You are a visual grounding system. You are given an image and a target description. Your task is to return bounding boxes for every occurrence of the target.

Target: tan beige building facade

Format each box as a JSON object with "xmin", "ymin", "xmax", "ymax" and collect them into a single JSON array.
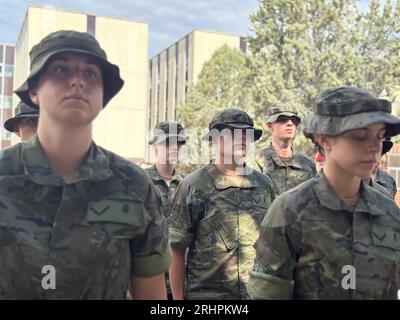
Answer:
[
  {"xmin": 147, "ymin": 29, "xmax": 246, "ymax": 161},
  {"xmin": 13, "ymin": 5, "xmax": 149, "ymax": 162}
]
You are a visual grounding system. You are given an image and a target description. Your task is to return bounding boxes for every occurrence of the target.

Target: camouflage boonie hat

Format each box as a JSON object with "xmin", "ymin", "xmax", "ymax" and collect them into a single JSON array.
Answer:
[
  {"xmin": 204, "ymin": 108, "xmax": 262, "ymax": 141},
  {"xmin": 14, "ymin": 30, "xmax": 124, "ymax": 108},
  {"xmin": 266, "ymin": 104, "xmax": 300, "ymax": 124},
  {"xmin": 303, "ymin": 86, "xmax": 400, "ymax": 139},
  {"xmin": 4, "ymin": 101, "xmax": 39, "ymax": 133},
  {"xmin": 149, "ymin": 121, "xmax": 187, "ymax": 145}
]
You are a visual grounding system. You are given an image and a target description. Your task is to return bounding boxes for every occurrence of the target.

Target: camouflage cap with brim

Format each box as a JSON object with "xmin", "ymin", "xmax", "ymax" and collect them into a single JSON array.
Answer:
[
  {"xmin": 14, "ymin": 30, "xmax": 124, "ymax": 108},
  {"xmin": 265, "ymin": 105, "xmax": 300, "ymax": 124},
  {"xmin": 203, "ymin": 108, "xmax": 262, "ymax": 141},
  {"xmin": 149, "ymin": 121, "xmax": 187, "ymax": 145},
  {"xmin": 266, "ymin": 111, "xmax": 301, "ymax": 124},
  {"xmin": 303, "ymin": 87, "xmax": 400, "ymax": 139},
  {"xmin": 4, "ymin": 101, "xmax": 39, "ymax": 133}
]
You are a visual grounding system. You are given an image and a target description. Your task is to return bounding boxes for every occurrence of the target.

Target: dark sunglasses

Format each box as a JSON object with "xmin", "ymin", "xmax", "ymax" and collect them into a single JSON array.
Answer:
[{"xmin": 276, "ymin": 116, "xmax": 300, "ymax": 126}]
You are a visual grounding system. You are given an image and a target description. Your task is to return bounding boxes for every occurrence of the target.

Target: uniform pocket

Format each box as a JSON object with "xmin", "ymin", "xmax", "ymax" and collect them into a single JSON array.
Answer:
[
  {"xmin": 372, "ymin": 224, "xmax": 400, "ymax": 251},
  {"xmin": 86, "ymin": 199, "xmax": 146, "ymax": 240},
  {"xmin": 371, "ymin": 224, "xmax": 400, "ymax": 299}
]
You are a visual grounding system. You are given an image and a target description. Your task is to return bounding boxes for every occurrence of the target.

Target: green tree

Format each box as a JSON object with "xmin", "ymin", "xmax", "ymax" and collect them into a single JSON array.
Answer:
[
  {"xmin": 177, "ymin": 45, "xmax": 253, "ymax": 171},
  {"xmin": 248, "ymin": 0, "xmax": 400, "ymax": 151}
]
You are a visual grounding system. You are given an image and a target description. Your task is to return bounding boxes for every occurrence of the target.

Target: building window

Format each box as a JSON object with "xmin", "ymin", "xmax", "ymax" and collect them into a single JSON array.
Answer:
[
  {"xmin": 0, "ymin": 128, "xmax": 11, "ymax": 140},
  {"xmin": 87, "ymin": 15, "xmax": 96, "ymax": 36},
  {"xmin": 0, "ymin": 96, "xmax": 12, "ymax": 109},
  {"xmin": 240, "ymin": 37, "xmax": 248, "ymax": 53},
  {"xmin": 388, "ymin": 154, "xmax": 400, "ymax": 189},
  {"xmin": 185, "ymin": 35, "xmax": 189, "ymax": 82},
  {"xmin": 165, "ymin": 49, "xmax": 169, "ymax": 120},
  {"xmin": 157, "ymin": 56, "xmax": 161, "ymax": 122},
  {"xmin": 175, "ymin": 43, "xmax": 179, "ymax": 110},
  {"xmin": 3, "ymin": 64, "xmax": 13, "ymax": 77}
]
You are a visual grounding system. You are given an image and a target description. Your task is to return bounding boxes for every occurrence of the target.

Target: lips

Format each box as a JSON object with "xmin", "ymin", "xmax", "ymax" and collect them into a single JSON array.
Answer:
[
  {"xmin": 64, "ymin": 95, "xmax": 88, "ymax": 103},
  {"xmin": 360, "ymin": 160, "xmax": 377, "ymax": 168}
]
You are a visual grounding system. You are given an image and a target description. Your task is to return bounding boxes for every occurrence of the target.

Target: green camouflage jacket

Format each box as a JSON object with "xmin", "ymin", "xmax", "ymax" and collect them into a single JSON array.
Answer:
[
  {"xmin": 248, "ymin": 173, "xmax": 400, "ymax": 300},
  {"xmin": 145, "ymin": 165, "xmax": 184, "ymax": 218},
  {"xmin": 255, "ymin": 144, "xmax": 316, "ymax": 195},
  {"xmin": 0, "ymin": 136, "xmax": 170, "ymax": 299},
  {"xmin": 375, "ymin": 169, "xmax": 397, "ymax": 199},
  {"xmin": 169, "ymin": 164, "xmax": 275, "ymax": 300}
]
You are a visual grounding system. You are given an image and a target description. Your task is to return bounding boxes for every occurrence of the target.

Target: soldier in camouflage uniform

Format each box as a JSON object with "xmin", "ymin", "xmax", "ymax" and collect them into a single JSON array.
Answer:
[
  {"xmin": 168, "ymin": 108, "xmax": 276, "ymax": 300},
  {"xmin": 146, "ymin": 121, "xmax": 186, "ymax": 218},
  {"xmin": 374, "ymin": 139, "xmax": 397, "ymax": 199},
  {"xmin": 0, "ymin": 30, "xmax": 170, "ymax": 299},
  {"xmin": 255, "ymin": 105, "xmax": 316, "ymax": 195},
  {"xmin": 248, "ymin": 87, "xmax": 400, "ymax": 300},
  {"xmin": 4, "ymin": 101, "xmax": 39, "ymax": 141},
  {"xmin": 146, "ymin": 121, "xmax": 186, "ymax": 299}
]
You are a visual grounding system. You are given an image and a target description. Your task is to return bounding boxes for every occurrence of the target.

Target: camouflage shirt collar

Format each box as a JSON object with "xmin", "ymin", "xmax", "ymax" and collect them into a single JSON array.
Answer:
[
  {"xmin": 147, "ymin": 165, "xmax": 183, "ymax": 183},
  {"xmin": 313, "ymin": 171, "xmax": 384, "ymax": 215},
  {"xmin": 267, "ymin": 143, "xmax": 303, "ymax": 169},
  {"xmin": 207, "ymin": 163, "xmax": 260, "ymax": 190},
  {"xmin": 21, "ymin": 135, "xmax": 113, "ymax": 186}
]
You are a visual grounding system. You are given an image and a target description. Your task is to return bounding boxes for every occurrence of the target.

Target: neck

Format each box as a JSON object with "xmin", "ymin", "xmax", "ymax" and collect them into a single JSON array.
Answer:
[
  {"xmin": 155, "ymin": 162, "xmax": 176, "ymax": 180},
  {"xmin": 37, "ymin": 122, "xmax": 93, "ymax": 182},
  {"xmin": 323, "ymin": 161, "xmax": 361, "ymax": 200},
  {"xmin": 214, "ymin": 160, "xmax": 245, "ymax": 176},
  {"xmin": 272, "ymin": 138, "xmax": 293, "ymax": 158}
]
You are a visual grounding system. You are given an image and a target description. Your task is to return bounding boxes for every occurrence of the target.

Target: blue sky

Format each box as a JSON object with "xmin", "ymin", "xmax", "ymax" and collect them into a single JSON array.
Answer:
[
  {"xmin": 0, "ymin": 0, "xmax": 378, "ymax": 58},
  {"xmin": 0, "ymin": 0, "xmax": 259, "ymax": 57}
]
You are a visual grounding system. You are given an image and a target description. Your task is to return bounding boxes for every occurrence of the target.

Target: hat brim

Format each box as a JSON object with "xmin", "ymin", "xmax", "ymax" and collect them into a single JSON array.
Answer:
[
  {"xmin": 14, "ymin": 48, "xmax": 124, "ymax": 109},
  {"xmin": 266, "ymin": 112, "xmax": 300, "ymax": 124},
  {"xmin": 203, "ymin": 124, "xmax": 262, "ymax": 142},
  {"xmin": 4, "ymin": 114, "xmax": 39, "ymax": 133},
  {"xmin": 303, "ymin": 111, "xmax": 400, "ymax": 138},
  {"xmin": 149, "ymin": 134, "xmax": 187, "ymax": 145},
  {"xmin": 382, "ymin": 140, "xmax": 393, "ymax": 155}
]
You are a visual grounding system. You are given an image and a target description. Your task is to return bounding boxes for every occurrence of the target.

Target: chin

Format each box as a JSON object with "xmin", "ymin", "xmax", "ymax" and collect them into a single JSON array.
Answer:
[
  {"xmin": 353, "ymin": 169, "xmax": 373, "ymax": 179},
  {"xmin": 62, "ymin": 114, "xmax": 93, "ymax": 127}
]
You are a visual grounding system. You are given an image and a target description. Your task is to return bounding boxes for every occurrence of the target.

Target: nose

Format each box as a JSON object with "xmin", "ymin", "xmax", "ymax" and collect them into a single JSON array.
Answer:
[
  {"xmin": 69, "ymin": 68, "xmax": 86, "ymax": 89},
  {"xmin": 286, "ymin": 119, "xmax": 294, "ymax": 126},
  {"xmin": 368, "ymin": 138, "xmax": 382, "ymax": 154}
]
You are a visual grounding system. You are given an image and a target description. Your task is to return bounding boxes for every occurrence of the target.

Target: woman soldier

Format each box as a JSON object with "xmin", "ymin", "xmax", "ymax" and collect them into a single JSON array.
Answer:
[
  {"xmin": 248, "ymin": 87, "xmax": 400, "ymax": 300},
  {"xmin": 0, "ymin": 30, "xmax": 170, "ymax": 299}
]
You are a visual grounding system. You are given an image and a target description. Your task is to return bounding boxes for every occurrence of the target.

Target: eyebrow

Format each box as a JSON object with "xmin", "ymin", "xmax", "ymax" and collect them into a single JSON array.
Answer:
[{"xmin": 50, "ymin": 55, "xmax": 100, "ymax": 66}]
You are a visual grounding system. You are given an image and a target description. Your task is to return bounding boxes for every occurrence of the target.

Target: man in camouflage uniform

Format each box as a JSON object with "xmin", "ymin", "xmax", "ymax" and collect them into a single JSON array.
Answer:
[
  {"xmin": 248, "ymin": 87, "xmax": 400, "ymax": 299},
  {"xmin": 255, "ymin": 105, "xmax": 316, "ymax": 195},
  {"xmin": 146, "ymin": 121, "xmax": 186, "ymax": 299},
  {"xmin": 0, "ymin": 30, "xmax": 170, "ymax": 299},
  {"xmin": 168, "ymin": 108, "xmax": 276, "ymax": 300},
  {"xmin": 374, "ymin": 138, "xmax": 397, "ymax": 199},
  {"xmin": 146, "ymin": 121, "xmax": 186, "ymax": 218},
  {"xmin": 4, "ymin": 101, "xmax": 39, "ymax": 141}
]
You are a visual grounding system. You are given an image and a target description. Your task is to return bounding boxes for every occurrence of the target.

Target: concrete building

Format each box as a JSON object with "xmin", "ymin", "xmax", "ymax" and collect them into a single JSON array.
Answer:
[
  {"xmin": 13, "ymin": 5, "xmax": 149, "ymax": 162},
  {"xmin": 147, "ymin": 29, "xmax": 247, "ymax": 161},
  {"xmin": 0, "ymin": 43, "xmax": 14, "ymax": 148}
]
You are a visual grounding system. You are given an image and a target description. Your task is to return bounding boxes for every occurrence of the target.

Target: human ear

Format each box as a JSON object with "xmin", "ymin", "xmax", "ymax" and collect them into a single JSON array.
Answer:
[{"xmin": 28, "ymin": 88, "xmax": 40, "ymax": 105}]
